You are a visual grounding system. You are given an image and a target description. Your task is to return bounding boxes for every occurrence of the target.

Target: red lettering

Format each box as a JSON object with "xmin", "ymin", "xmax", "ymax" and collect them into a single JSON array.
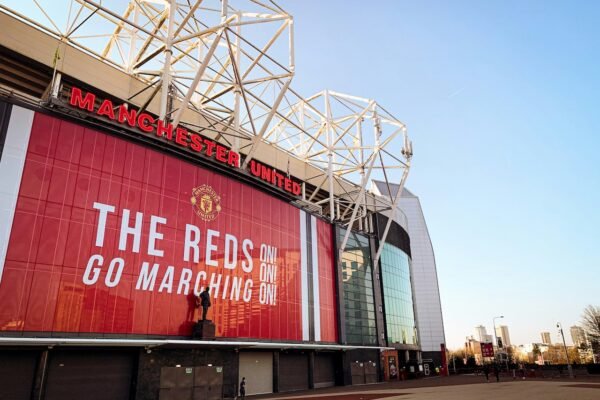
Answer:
[
  {"xmin": 175, "ymin": 127, "xmax": 188, "ymax": 147},
  {"xmin": 97, "ymin": 99, "xmax": 116, "ymax": 120},
  {"xmin": 249, "ymin": 160, "xmax": 261, "ymax": 176},
  {"xmin": 117, "ymin": 104, "xmax": 137, "ymax": 127},
  {"xmin": 216, "ymin": 145, "xmax": 227, "ymax": 163},
  {"xmin": 204, "ymin": 140, "xmax": 216, "ymax": 157},
  {"xmin": 272, "ymin": 169, "xmax": 277, "ymax": 184},
  {"xmin": 292, "ymin": 182, "xmax": 301, "ymax": 196},
  {"xmin": 157, "ymin": 120, "xmax": 173, "ymax": 140},
  {"xmin": 276, "ymin": 173, "xmax": 284, "ymax": 187},
  {"xmin": 69, "ymin": 90, "xmax": 254, "ymax": 179},
  {"xmin": 260, "ymin": 165, "xmax": 272, "ymax": 182},
  {"xmin": 228, "ymin": 151, "xmax": 240, "ymax": 168},
  {"xmin": 284, "ymin": 178, "xmax": 292, "ymax": 192},
  {"xmin": 190, "ymin": 134, "xmax": 203, "ymax": 152},
  {"xmin": 137, "ymin": 113, "xmax": 155, "ymax": 133},
  {"xmin": 69, "ymin": 87, "xmax": 95, "ymax": 112}
]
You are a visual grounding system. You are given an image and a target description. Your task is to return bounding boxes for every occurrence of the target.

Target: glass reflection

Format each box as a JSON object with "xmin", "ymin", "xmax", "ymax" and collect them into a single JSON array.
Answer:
[
  {"xmin": 339, "ymin": 228, "xmax": 377, "ymax": 345},
  {"xmin": 380, "ymin": 243, "xmax": 418, "ymax": 346}
]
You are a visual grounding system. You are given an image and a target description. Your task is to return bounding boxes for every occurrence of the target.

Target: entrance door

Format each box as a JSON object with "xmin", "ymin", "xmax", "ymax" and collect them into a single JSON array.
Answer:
[
  {"xmin": 238, "ymin": 352, "xmax": 273, "ymax": 396},
  {"xmin": 279, "ymin": 353, "xmax": 309, "ymax": 392},
  {"xmin": 44, "ymin": 350, "xmax": 135, "ymax": 400},
  {"xmin": 314, "ymin": 353, "xmax": 336, "ymax": 388}
]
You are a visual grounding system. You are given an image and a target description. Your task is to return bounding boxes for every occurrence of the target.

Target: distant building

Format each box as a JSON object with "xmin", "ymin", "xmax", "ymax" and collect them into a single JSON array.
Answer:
[
  {"xmin": 570, "ymin": 326, "xmax": 587, "ymax": 348},
  {"xmin": 465, "ymin": 336, "xmax": 484, "ymax": 365},
  {"xmin": 495, "ymin": 325, "xmax": 511, "ymax": 347},
  {"xmin": 475, "ymin": 325, "xmax": 489, "ymax": 343},
  {"xmin": 541, "ymin": 331, "xmax": 552, "ymax": 345}
]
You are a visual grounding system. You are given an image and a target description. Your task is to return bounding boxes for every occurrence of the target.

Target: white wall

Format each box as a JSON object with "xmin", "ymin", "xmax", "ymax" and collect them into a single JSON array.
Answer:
[
  {"xmin": 0, "ymin": 106, "xmax": 34, "ymax": 282},
  {"xmin": 399, "ymin": 194, "xmax": 446, "ymax": 353}
]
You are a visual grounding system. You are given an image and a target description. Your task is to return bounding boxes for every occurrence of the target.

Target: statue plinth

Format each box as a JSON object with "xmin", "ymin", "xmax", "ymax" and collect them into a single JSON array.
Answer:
[{"xmin": 192, "ymin": 320, "xmax": 215, "ymax": 340}]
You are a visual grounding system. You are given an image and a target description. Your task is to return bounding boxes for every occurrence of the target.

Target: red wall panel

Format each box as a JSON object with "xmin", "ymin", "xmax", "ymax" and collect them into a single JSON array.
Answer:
[
  {"xmin": 0, "ymin": 112, "xmax": 337, "ymax": 342},
  {"xmin": 316, "ymin": 218, "xmax": 338, "ymax": 342}
]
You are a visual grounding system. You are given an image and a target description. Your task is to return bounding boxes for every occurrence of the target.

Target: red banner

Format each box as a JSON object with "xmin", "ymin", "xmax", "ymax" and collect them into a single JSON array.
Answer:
[{"xmin": 0, "ymin": 112, "xmax": 337, "ymax": 342}]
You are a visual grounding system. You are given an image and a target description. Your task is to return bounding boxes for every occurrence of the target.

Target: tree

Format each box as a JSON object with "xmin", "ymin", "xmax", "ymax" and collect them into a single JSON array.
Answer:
[
  {"xmin": 569, "ymin": 347, "xmax": 581, "ymax": 364},
  {"xmin": 532, "ymin": 344, "xmax": 541, "ymax": 362},
  {"xmin": 448, "ymin": 355, "xmax": 465, "ymax": 370},
  {"xmin": 537, "ymin": 344, "xmax": 581, "ymax": 365},
  {"xmin": 466, "ymin": 355, "xmax": 477, "ymax": 367},
  {"xmin": 510, "ymin": 348, "xmax": 528, "ymax": 364},
  {"xmin": 506, "ymin": 346, "xmax": 522, "ymax": 364},
  {"xmin": 448, "ymin": 350, "xmax": 466, "ymax": 369},
  {"xmin": 581, "ymin": 305, "xmax": 600, "ymax": 344}
]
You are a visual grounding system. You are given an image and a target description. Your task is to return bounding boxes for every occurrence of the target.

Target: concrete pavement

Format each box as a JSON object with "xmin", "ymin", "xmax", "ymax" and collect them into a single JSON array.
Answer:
[{"xmin": 251, "ymin": 376, "xmax": 600, "ymax": 400}]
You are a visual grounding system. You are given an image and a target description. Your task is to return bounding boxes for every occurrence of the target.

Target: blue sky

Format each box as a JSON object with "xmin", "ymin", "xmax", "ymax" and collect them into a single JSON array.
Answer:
[{"xmin": 285, "ymin": 0, "xmax": 600, "ymax": 348}]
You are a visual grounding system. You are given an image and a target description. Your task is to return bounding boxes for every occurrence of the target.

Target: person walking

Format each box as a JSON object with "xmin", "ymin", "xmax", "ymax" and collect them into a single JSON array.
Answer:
[
  {"xmin": 239, "ymin": 377, "xmax": 246, "ymax": 399},
  {"xmin": 493, "ymin": 363, "xmax": 500, "ymax": 382},
  {"xmin": 483, "ymin": 364, "xmax": 490, "ymax": 383},
  {"xmin": 519, "ymin": 363, "xmax": 526, "ymax": 380}
]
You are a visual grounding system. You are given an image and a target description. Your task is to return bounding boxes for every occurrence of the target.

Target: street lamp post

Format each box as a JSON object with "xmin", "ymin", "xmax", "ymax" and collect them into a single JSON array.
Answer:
[
  {"xmin": 493, "ymin": 316, "xmax": 504, "ymax": 365},
  {"xmin": 557, "ymin": 322, "xmax": 574, "ymax": 378}
]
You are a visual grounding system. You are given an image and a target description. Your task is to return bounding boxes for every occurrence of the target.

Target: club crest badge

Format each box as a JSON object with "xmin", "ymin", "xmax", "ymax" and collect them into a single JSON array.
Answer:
[{"xmin": 191, "ymin": 184, "xmax": 221, "ymax": 221}]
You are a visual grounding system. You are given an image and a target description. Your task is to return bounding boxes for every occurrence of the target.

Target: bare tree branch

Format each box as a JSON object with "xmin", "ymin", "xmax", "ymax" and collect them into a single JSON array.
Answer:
[{"xmin": 581, "ymin": 305, "xmax": 600, "ymax": 343}]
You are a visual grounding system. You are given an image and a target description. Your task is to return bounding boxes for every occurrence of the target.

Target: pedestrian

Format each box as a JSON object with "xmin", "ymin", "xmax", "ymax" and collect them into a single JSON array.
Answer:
[
  {"xmin": 239, "ymin": 376, "xmax": 246, "ymax": 399},
  {"xmin": 519, "ymin": 363, "xmax": 526, "ymax": 380},
  {"xmin": 483, "ymin": 364, "xmax": 490, "ymax": 382},
  {"xmin": 493, "ymin": 363, "xmax": 500, "ymax": 382},
  {"xmin": 389, "ymin": 363, "xmax": 398, "ymax": 379}
]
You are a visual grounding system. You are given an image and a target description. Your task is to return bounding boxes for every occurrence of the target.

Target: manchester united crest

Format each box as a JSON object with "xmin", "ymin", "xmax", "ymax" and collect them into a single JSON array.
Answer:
[{"xmin": 191, "ymin": 184, "xmax": 221, "ymax": 221}]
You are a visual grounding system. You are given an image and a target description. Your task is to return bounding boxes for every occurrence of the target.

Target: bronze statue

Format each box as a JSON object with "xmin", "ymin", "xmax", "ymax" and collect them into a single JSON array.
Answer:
[
  {"xmin": 190, "ymin": 288, "xmax": 215, "ymax": 339},
  {"xmin": 199, "ymin": 288, "xmax": 211, "ymax": 321}
]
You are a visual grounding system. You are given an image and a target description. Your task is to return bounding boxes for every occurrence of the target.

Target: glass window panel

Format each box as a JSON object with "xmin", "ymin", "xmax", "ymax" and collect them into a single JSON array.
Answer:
[
  {"xmin": 339, "ymin": 228, "xmax": 377, "ymax": 345},
  {"xmin": 379, "ymin": 243, "xmax": 418, "ymax": 345}
]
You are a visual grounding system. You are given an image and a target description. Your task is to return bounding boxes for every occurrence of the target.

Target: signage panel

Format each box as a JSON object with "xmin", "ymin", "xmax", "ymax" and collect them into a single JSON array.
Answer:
[
  {"xmin": 0, "ymin": 112, "xmax": 337, "ymax": 342},
  {"xmin": 481, "ymin": 343, "xmax": 494, "ymax": 358}
]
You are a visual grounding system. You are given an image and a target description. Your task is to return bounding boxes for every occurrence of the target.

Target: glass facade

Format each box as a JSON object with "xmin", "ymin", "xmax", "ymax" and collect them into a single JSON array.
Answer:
[
  {"xmin": 380, "ymin": 243, "xmax": 418, "ymax": 346},
  {"xmin": 339, "ymin": 229, "xmax": 377, "ymax": 345}
]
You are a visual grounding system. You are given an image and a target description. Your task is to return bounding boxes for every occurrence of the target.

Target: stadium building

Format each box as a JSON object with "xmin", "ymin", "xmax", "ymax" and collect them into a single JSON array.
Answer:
[{"xmin": 0, "ymin": 1, "xmax": 446, "ymax": 399}]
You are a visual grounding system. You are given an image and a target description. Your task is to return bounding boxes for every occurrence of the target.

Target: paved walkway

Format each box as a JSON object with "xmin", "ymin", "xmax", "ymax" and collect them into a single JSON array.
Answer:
[{"xmin": 251, "ymin": 375, "xmax": 600, "ymax": 400}]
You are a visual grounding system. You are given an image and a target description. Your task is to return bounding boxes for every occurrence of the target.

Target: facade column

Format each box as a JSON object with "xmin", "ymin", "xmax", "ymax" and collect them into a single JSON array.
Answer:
[
  {"xmin": 308, "ymin": 351, "xmax": 315, "ymax": 389},
  {"xmin": 272, "ymin": 351, "xmax": 280, "ymax": 393}
]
